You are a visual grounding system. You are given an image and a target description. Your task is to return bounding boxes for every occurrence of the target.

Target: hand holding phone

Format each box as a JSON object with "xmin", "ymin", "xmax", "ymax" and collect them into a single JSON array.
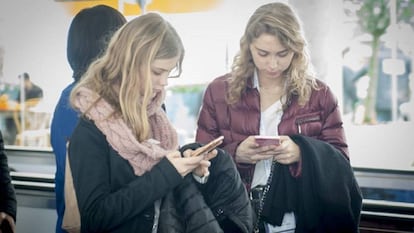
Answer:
[
  {"xmin": 254, "ymin": 135, "xmax": 281, "ymax": 147},
  {"xmin": 192, "ymin": 136, "xmax": 224, "ymax": 157}
]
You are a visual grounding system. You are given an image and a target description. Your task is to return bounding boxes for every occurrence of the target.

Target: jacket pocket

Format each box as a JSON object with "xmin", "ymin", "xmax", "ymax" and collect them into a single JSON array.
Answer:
[{"xmin": 295, "ymin": 112, "xmax": 322, "ymax": 136}]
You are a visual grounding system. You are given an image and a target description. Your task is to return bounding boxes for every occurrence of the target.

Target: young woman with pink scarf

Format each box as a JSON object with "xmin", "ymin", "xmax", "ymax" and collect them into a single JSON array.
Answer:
[{"xmin": 67, "ymin": 12, "xmax": 252, "ymax": 233}]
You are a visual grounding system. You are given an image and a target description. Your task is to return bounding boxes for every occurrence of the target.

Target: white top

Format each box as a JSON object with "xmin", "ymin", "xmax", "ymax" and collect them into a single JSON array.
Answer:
[
  {"xmin": 250, "ymin": 71, "xmax": 296, "ymax": 232},
  {"xmin": 251, "ymin": 72, "xmax": 283, "ymax": 188}
]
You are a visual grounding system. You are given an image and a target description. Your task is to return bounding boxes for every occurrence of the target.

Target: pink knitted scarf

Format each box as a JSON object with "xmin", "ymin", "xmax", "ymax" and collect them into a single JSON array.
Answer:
[{"xmin": 72, "ymin": 87, "xmax": 178, "ymax": 176}]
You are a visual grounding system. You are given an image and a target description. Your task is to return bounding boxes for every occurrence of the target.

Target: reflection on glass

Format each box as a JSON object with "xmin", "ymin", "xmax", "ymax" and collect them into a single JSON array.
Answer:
[
  {"xmin": 342, "ymin": 0, "xmax": 414, "ymax": 124},
  {"xmin": 0, "ymin": 74, "xmax": 49, "ymax": 147},
  {"xmin": 362, "ymin": 187, "xmax": 414, "ymax": 203}
]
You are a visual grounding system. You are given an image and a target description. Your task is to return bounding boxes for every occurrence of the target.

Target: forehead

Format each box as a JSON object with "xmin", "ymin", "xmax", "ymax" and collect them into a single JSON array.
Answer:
[{"xmin": 251, "ymin": 33, "xmax": 285, "ymax": 52}]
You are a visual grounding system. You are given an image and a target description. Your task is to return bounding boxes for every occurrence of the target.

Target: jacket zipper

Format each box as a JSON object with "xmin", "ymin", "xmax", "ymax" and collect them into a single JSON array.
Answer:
[{"xmin": 295, "ymin": 115, "xmax": 321, "ymax": 134}]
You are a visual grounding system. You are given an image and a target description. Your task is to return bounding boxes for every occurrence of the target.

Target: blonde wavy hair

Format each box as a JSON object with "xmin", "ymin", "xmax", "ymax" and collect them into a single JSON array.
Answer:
[
  {"xmin": 228, "ymin": 2, "xmax": 318, "ymax": 107},
  {"xmin": 70, "ymin": 12, "xmax": 184, "ymax": 141}
]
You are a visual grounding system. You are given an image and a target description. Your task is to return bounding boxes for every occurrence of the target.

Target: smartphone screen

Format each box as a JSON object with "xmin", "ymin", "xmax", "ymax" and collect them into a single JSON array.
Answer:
[{"xmin": 192, "ymin": 136, "xmax": 224, "ymax": 157}]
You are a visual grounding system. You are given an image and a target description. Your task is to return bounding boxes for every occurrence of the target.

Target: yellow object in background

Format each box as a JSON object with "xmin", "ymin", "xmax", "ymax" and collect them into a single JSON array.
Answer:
[
  {"xmin": 59, "ymin": 0, "xmax": 223, "ymax": 16},
  {"xmin": 0, "ymin": 94, "xmax": 9, "ymax": 110}
]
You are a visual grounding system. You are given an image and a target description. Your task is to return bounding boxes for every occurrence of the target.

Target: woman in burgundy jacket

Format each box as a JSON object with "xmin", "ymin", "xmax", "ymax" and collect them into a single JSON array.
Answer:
[{"xmin": 196, "ymin": 2, "xmax": 361, "ymax": 233}]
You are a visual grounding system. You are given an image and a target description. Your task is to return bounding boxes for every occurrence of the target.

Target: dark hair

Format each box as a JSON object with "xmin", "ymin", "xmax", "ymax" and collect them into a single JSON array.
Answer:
[
  {"xmin": 66, "ymin": 5, "xmax": 126, "ymax": 82},
  {"xmin": 22, "ymin": 72, "xmax": 30, "ymax": 80}
]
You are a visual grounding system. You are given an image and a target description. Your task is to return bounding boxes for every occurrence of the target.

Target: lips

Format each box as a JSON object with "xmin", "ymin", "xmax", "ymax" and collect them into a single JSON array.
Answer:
[{"xmin": 267, "ymin": 71, "xmax": 280, "ymax": 77}]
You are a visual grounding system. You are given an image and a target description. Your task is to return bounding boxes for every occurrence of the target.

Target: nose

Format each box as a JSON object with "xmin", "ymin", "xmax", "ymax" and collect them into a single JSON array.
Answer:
[
  {"xmin": 158, "ymin": 75, "xmax": 168, "ymax": 87},
  {"xmin": 270, "ymin": 56, "xmax": 278, "ymax": 69}
]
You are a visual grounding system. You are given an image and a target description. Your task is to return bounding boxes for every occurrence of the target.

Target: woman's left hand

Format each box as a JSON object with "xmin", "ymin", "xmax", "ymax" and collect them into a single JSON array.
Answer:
[{"xmin": 271, "ymin": 136, "xmax": 301, "ymax": 165}]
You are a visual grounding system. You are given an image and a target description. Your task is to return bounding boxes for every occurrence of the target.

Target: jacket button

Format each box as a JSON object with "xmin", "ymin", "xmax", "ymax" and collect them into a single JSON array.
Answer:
[{"xmin": 215, "ymin": 208, "xmax": 224, "ymax": 217}]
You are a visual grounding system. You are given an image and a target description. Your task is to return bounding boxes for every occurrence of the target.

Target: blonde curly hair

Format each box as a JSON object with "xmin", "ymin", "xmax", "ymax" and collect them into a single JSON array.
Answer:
[{"xmin": 228, "ymin": 2, "xmax": 318, "ymax": 107}]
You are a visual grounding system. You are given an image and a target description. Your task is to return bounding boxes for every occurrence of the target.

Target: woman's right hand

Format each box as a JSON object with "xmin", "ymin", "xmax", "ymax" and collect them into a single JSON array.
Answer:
[
  {"xmin": 235, "ymin": 136, "xmax": 276, "ymax": 164},
  {"xmin": 166, "ymin": 150, "xmax": 206, "ymax": 177}
]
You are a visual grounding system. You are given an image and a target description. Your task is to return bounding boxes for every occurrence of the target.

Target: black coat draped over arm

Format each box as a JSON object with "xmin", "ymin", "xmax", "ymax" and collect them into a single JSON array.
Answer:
[{"xmin": 262, "ymin": 135, "xmax": 362, "ymax": 233}]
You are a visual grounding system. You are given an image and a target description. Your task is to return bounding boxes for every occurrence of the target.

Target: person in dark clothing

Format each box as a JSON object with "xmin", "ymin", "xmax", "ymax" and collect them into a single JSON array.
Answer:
[
  {"xmin": 0, "ymin": 130, "xmax": 17, "ymax": 233},
  {"xmin": 50, "ymin": 5, "xmax": 126, "ymax": 233},
  {"xmin": 67, "ymin": 12, "xmax": 252, "ymax": 233},
  {"xmin": 16, "ymin": 72, "xmax": 43, "ymax": 102}
]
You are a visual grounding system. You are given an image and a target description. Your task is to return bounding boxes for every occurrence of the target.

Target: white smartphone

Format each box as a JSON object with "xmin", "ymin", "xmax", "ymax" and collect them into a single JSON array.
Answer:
[{"xmin": 254, "ymin": 135, "xmax": 281, "ymax": 147}]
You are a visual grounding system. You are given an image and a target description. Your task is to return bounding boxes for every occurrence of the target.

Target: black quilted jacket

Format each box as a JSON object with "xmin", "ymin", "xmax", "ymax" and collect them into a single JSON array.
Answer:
[
  {"xmin": 69, "ymin": 118, "xmax": 253, "ymax": 233},
  {"xmin": 158, "ymin": 143, "xmax": 253, "ymax": 233}
]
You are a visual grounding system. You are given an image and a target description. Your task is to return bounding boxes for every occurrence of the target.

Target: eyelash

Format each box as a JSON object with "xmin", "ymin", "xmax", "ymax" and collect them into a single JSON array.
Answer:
[
  {"xmin": 258, "ymin": 51, "xmax": 288, "ymax": 57},
  {"xmin": 278, "ymin": 52, "xmax": 288, "ymax": 57},
  {"xmin": 152, "ymin": 70, "xmax": 162, "ymax": 76}
]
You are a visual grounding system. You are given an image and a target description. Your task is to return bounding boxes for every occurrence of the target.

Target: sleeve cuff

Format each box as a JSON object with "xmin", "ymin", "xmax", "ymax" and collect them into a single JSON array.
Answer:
[
  {"xmin": 192, "ymin": 173, "xmax": 209, "ymax": 184},
  {"xmin": 289, "ymin": 159, "xmax": 302, "ymax": 178}
]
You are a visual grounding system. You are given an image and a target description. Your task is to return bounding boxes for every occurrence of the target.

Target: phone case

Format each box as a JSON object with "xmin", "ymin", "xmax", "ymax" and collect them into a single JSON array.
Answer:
[
  {"xmin": 254, "ymin": 136, "xmax": 280, "ymax": 146},
  {"xmin": 193, "ymin": 136, "xmax": 224, "ymax": 156}
]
